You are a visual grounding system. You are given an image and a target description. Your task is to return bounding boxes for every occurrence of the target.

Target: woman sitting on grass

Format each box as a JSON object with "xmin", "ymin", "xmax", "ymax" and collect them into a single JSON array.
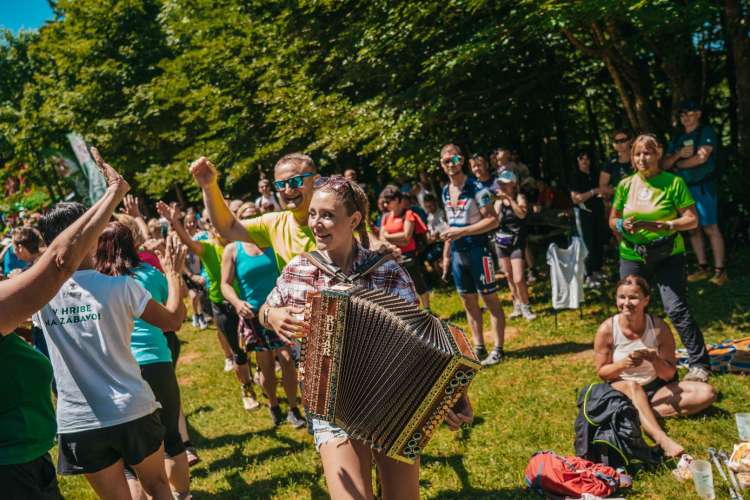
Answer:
[{"xmin": 593, "ymin": 274, "xmax": 716, "ymax": 458}]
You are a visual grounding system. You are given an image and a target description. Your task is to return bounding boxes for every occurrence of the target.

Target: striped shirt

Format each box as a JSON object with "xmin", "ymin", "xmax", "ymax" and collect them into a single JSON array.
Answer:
[{"xmin": 265, "ymin": 244, "xmax": 418, "ymax": 309}]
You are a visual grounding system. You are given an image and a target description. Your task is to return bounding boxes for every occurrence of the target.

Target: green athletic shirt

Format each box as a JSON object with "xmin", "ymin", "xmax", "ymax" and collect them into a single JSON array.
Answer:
[
  {"xmin": 613, "ymin": 171, "xmax": 695, "ymax": 262},
  {"xmin": 245, "ymin": 211, "xmax": 316, "ymax": 272},
  {"xmin": 199, "ymin": 241, "xmax": 239, "ymax": 304},
  {"xmin": 0, "ymin": 333, "xmax": 56, "ymax": 465}
]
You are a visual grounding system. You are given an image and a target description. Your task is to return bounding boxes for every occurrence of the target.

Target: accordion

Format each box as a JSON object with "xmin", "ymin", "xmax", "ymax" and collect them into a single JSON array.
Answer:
[{"xmin": 301, "ymin": 283, "xmax": 480, "ymax": 463}]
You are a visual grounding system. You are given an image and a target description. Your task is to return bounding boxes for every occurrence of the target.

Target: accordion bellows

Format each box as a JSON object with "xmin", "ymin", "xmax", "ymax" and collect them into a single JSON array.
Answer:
[{"xmin": 302, "ymin": 283, "xmax": 480, "ymax": 463}]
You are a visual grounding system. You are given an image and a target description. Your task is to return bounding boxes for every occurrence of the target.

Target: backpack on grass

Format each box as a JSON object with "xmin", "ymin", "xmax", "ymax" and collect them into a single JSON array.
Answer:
[{"xmin": 524, "ymin": 451, "xmax": 629, "ymax": 498}]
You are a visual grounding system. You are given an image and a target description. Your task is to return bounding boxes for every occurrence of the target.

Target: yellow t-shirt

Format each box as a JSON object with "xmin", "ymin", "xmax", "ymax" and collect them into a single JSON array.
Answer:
[{"xmin": 245, "ymin": 211, "xmax": 316, "ymax": 272}]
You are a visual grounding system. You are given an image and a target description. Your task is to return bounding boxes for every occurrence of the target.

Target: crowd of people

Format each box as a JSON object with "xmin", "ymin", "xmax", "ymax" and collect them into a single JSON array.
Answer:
[{"xmin": 0, "ymin": 99, "xmax": 730, "ymax": 499}]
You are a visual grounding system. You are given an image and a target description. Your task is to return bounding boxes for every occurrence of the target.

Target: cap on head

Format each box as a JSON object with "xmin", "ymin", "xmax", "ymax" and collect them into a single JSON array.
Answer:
[
  {"xmin": 677, "ymin": 99, "xmax": 700, "ymax": 113},
  {"xmin": 497, "ymin": 170, "xmax": 517, "ymax": 184}
]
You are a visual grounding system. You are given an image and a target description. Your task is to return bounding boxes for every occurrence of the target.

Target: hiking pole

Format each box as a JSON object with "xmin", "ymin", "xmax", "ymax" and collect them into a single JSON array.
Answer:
[
  {"xmin": 709, "ymin": 447, "xmax": 741, "ymax": 500},
  {"xmin": 720, "ymin": 449, "xmax": 745, "ymax": 500}
]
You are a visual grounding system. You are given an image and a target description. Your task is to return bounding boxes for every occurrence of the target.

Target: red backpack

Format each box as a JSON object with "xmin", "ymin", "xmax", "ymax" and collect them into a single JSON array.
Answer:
[{"xmin": 525, "ymin": 451, "xmax": 626, "ymax": 498}]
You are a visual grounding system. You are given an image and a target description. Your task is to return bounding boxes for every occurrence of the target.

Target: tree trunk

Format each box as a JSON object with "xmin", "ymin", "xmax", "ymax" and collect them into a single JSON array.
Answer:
[
  {"xmin": 724, "ymin": 0, "xmax": 750, "ymax": 164},
  {"xmin": 723, "ymin": 8, "xmax": 740, "ymax": 151}
]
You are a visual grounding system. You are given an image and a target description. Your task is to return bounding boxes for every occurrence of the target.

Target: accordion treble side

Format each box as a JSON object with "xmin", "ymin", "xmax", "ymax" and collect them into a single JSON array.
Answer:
[{"xmin": 301, "ymin": 283, "xmax": 480, "ymax": 463}]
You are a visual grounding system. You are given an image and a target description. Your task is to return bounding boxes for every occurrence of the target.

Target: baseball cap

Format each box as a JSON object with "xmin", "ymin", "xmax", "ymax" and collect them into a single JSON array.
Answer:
[
  {"xmin": 497, "ymin": 170, "xmax": 517, "ymax": 184},
  {"xmin": 677, "ymin": 99, "xmax": 700, "ymax": 113}
]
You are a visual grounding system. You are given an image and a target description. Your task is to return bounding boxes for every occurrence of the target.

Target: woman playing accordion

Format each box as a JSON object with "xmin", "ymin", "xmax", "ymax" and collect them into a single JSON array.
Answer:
[{"xmin": 261, "ymin": 176, "xmax": 474, "ymax": 500}]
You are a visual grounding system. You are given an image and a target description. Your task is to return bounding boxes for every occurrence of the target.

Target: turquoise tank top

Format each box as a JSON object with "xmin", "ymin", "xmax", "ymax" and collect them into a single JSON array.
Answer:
[{"xmin": 235, "ymin": 245, "xmax": 279, "ymax": 311}]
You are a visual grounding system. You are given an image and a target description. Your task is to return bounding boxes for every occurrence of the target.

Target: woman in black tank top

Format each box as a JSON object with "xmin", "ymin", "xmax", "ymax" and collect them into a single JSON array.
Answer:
[{"xmin": 493, "ymin": 170, "xmax": 535, "ymax": 320}]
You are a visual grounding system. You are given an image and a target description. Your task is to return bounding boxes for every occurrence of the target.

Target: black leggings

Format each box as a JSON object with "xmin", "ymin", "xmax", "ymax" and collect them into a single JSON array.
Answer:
[
  {"xmin": 163, "ymin": 331, "xmax": 180, "ymax": 367},
  {"xmin": 211, "ymin": 301, "xmax": 247, "ymax": 365},
  {"xmin": 139, "ymin": 362, "xmax": 185, "ymax": 457}
]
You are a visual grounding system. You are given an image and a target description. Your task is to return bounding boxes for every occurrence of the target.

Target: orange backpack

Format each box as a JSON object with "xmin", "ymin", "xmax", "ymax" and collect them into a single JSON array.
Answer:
[{"xmin": 525, "ymin": 451, "xmax": 628, "ymax": 498}]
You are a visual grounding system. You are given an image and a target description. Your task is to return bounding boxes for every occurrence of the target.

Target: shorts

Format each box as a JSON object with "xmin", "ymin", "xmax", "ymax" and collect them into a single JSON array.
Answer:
[
  {"xmin": 211, "ymin": 301, "xmax": 247, "ymax": 365},
  {"xmin": 57, "ymin": 411, "xmax": 165, "ymax": 475},
  {"xmin": 312, "ymin": 418, "xmax": 349, "ymax": 450},
  {"xmin": 403, "ymin": 253, "xmax": 431, "ymax": 295},
  {"xmin": 0, "ymin": 453, "xmax": 62, "ymax": 500},
  {"xmin": 239, "ymin": 316, "xmax": 286, "ymax": 352},
  {"xmin": 642, "ymin": 374, "xmax": 679, "ymax": 400},
  {"xmin": 496, "ymin": 239, "xmax": 526, "ymax": 260},
  {"xmin": 450, "ymin": 245, "xmax": 497, "ymax": 295},
  {"xmin": 687, "ymin": 181, "xmax": 718, "ymax": 226}
]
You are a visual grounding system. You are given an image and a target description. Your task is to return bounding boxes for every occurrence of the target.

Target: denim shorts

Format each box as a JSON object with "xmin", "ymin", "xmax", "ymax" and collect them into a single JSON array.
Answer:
[{"xmin": 312, "ymin": 418, "xmax": 349, "ymax": 450}]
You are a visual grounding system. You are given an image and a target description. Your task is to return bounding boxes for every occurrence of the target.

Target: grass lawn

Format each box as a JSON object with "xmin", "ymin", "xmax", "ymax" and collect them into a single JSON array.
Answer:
[{"xmin": 57, "ymin": 250, "xmax": 750, "ymax": 499}]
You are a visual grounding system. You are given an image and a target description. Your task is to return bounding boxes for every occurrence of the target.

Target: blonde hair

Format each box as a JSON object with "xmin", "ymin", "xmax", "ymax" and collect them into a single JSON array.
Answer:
[
  {"xmin": 113, "ymin": 213, "xmax": 145, "ymax": 248},
  {"xmin": 630, "ymin": 134, "xmax": 663, "ymax": 170},
  {"xmin": 315, "ymin": 177, "xmax": 371, "ymax": 249}
]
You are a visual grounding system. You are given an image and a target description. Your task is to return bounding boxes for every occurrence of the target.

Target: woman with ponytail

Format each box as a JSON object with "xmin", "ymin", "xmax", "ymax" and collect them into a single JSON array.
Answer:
[{"xmin": 260, "ymin": 176, "xmax": 474, "ymax": 499}]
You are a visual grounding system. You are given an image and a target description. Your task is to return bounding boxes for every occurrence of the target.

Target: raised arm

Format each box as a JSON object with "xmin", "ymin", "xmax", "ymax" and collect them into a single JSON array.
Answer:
[
  {"xmin": 156, "ymin": 201, "xmax": 203, "ymax": 257},
  {"xmin": 0, "ymin": 147, "xmax": 129, "ymax": 335},
  {"xmin": 189, "ymin": 157, "xmax": 252, "ymax": 243},
  {"xmin": 140, "ymin": 234, "xmax": 187, "ymax": 332},
  {"xmin": 122, "ymin": 194, "xmax": 151, "ymax": 243}
]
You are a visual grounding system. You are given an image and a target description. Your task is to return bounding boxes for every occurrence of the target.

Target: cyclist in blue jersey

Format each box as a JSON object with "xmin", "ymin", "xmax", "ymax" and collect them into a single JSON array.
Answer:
[{"xmin": 440, "ymin": 144, "xmax": 507, "ymax": 366}]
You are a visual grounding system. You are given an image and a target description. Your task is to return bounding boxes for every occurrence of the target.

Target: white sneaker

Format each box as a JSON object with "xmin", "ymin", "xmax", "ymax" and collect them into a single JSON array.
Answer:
[
  {"xmin": 191, "ymin": 315, "xmax": 199, "ymax": 328},
  {"xmin": 197, "ymin": 317, "xmax": 208, "ymax": 330},
  {"xmin": 683, "ymin": 366, "xmax": 710, "ymax": 383},
  {"xmin": 223, "ymin": 358, "xmax": 235, "ymax": 373},
  {"xmin": 521, "ymin": 304, "xmax": 537, "ymax": 321},
  {"xmin": 241, "ymin": 385, "xmax": 261, "ymax": 411},
  {"xmin": 509, "ymin": 302, "xmax": 522, "ymax": 319}
]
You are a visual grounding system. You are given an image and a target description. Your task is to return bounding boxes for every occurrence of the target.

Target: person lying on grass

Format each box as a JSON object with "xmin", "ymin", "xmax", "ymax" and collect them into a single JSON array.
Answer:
[{"xmin": 593, "ymin": 274, "xmax": 716, "ymax": 458}]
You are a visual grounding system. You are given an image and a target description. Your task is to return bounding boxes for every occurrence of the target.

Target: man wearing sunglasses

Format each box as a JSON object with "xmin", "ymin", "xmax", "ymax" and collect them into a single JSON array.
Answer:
[{"xmin": 663, "ymin": 100, "xmax": 727, "ymax": 286}]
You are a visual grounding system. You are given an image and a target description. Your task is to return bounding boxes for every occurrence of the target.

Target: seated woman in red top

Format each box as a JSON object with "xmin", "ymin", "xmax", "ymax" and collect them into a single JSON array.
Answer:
[{"xmin": 378, "ymin": 187, "xmax": 431, "ymax": 310}]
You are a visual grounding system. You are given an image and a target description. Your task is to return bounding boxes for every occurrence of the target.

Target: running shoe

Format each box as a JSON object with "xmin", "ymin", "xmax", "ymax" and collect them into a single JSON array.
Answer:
[
  {"xmin": 185, "ymin": 446, "xmax": 201, "ymax": 467},
  {"xmin": 197, "ymin": 316, "xmax": 208, "ymax": 330},
  {"xmin": 287, "ymin": 407, "xmax": 306, "ymax": 429},
  {"xmin": 509, "ymin": 302, "xmax": 522, "ymax": 319},
  {"xmin": 191, "ymin": 315, "xmax": 199, "ymax": 328},
  {"xmin": 709, "ymin": 269, "xmax": 728, "ymax": 286},
  {"xmin": 224, "ymin": 358, "xmax": 235, "ymax": 373},
  {"xmin": 269, "ymin": 405, "xmax": 284, "ymax": 426},
  {"xmin": 683, "ymin": 366, "xmax": 710, "ymax": 383},
  {"xmin": 242, "ymin": 385, "xmax": 261, "ymax": 411},
  {"xmin": 480, "ymin": 348, "xmax": 504, "ymax": 366},
  {"xmin": 687, "ymin": 266, "xmax": 712, "ymax": 282},
  {"xmin": 521, "ymin": 304, "xmax": 537, "ymax": 321}
]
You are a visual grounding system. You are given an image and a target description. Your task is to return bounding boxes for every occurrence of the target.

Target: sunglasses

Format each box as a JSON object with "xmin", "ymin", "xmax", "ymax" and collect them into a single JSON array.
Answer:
[
  {"xmin": 441, "ymin": 155, "xmax": 462, "ymax": 166},
  {"xmin": 613, "ymin": 137, "xmax": 630, "ymax": 144},
  {"xmin": 273, "ymin": 172, "xmax": 314, "ymax": 190}
]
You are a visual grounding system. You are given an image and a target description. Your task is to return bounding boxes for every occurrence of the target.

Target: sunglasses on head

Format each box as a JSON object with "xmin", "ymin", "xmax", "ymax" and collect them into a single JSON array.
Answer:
[
  {"xmin": 273, "ymin": 172, "xmax": 314, "ymax": 190},
  {"xmin": 313, "ymin": 175, "xmax": 353, "ymax": 194}
]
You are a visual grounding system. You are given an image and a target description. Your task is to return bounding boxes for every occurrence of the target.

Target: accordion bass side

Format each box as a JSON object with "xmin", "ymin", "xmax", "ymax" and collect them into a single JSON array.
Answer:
[{"xmin": 301, "ymin": 283, "xmax": 480, "ymax": 463}]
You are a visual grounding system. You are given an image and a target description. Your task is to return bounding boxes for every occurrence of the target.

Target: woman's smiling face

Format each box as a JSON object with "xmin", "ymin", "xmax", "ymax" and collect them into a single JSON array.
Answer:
[{"xmin": 308, "ymin": 190, "xmax": 360, "ymax": 252}]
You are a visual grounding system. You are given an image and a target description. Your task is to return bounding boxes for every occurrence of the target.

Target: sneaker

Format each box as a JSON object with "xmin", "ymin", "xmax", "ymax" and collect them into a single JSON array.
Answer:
[
  {"xmin": 287, "ymin": 407, "xmax": 306, "ymax": 429},
  {"xmin": 709, "ymin": 269, "xmax": 728, "ymax": 286},
  {"xmin": 224, "ymin": 358, "xmax": 235, "ymax": 373},
  {"xmin": 269, "ymin": 405, "xmax": 284, "ymax": 426},
  {"xmin": 687, "ymin": 265, "xmax": 712, "ymax": 282},
  {"xmin": 509, "ymin": 302, "xmax": 522, "ymax": 319},
  {"xmin": 474, "ymin": 344, "xmax": 488, "ymax": 360},
  {"xmin": 242, "ymin": 385, "xmax": 261, "ymax": 411},
  {"xmin": 481, "ymin": 348, "xmax": 504, "ymax": 366},
  {"xmin": 185, "ymin": 446, "xmax": 201, "ymax": 467},
  {"xmin": 197, "ymin": 316, "xmax": 208, "ymax": 330},
  {"xmin": 521, "ymin": 304, "xmax": 537, "ymax": 321},
  {"xmin": 191, "ymin": 315, "xmax": 199, "ymax": 328},
  {"xmin": 683, "ymin": 366, "xmax": 710, "ymax": 383}
]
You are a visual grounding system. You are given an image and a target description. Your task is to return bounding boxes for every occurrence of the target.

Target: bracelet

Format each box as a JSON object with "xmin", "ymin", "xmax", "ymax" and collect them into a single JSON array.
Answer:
[
  {"xmin": 262, "ymin": 306, "xmax": 270, "ymax": 327},
  {"xmin": 615, "ymin": 218, "xmax": 625, "ymax": 234}
]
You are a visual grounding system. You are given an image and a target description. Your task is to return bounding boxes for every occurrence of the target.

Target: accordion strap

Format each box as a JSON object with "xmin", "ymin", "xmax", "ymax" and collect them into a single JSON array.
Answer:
[{"xmin": 302, "ymin": 250, "xmax": 393, "ymax": 284}]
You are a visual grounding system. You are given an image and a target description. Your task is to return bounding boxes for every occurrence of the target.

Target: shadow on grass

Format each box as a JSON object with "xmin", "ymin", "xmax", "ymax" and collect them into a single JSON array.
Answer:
[
  {"xmin": 507, "ymin": 341, "xmax": 591, "ymax": 359},
  {"xmin": 192, "ymin": 469, "xmax": 329, "ymax": 499},
  {"xmin": 421, "ymin": 452, "xmax": 526, "ymax": 499}
]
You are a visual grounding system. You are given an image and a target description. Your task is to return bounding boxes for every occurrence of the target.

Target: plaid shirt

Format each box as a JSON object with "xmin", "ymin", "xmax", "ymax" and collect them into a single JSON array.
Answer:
[{"xmin": 266, "ymin": 244, "xmax": 418, "ymax": 309}]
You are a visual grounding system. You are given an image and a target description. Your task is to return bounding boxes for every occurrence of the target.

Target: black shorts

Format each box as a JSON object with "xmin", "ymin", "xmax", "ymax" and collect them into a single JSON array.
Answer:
[
  {"xmin": 211, "ymin": 301, "xmax": 247, "ymax": 365},
  {"xmin": 57, "ymin": 411, "xmax": 165, "ymax": 475},
  {"xmin": 643, "ymin": 375, "xmax": 679, "ymax": 400},
  {"xmin": 496, "ymin": 239, "xmax": 526, "ymax": 260},
  {"xmin": 139, "ymin": 363, "xmax": 184, "ymax": 457},
  {"xmin": 0, "ymin": 453, "xmax": 62, "ymax": 500}
]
